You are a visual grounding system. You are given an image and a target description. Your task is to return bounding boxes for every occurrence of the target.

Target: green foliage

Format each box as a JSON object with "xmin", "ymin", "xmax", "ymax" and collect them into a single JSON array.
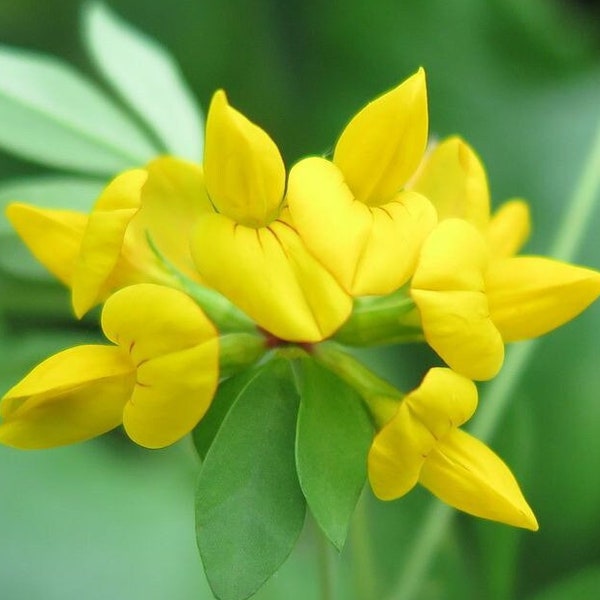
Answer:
[
  {"xmin": 295, "ymin": 357, "xmax": 373, "ymax": 550},
  {"xmin": 82, "ymin": 2, "xmax": 204, "ymax": 161},
  {"xmin": 195, "ymin": 358, "xmax": 306, "ymax": 600},
  {"xmin": 0, "ymin": 45, "xmax": 158, "ymax": 175}
]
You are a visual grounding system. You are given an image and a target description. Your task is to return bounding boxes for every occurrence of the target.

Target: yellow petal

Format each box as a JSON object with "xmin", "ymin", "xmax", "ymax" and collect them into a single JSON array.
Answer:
[
  {"xmin": 191, "ymin": 212, "xmax": 352, "ymax": 342},
  {"xmin": 137, "ymin": 156, "xmax": 212, "ymax": 280},
  {"xmin": 410, "ymin": 136, "xmax": 490, "ymax": 230},
  {"xmin": 71, "ymin": 169, "xmax": 154, "ymax": 317},
  {"xmin": 419, "ymin": 429, "xmax": 539, "ymax": 530},
  {"xmin": 101, "ymin": 284, "xmax": 219, "ymax": 448},
  {"xmin": 204, "ymin": 90, "xmax": 285, "ymax": 227},
  {"xmin": 333, "ymin": 68, "xmax": 428, "ymax": 205},
  {"xmin": 486, "ymin": 199, "xmax": 531, "ymax": 259},
  {"xmin": 101, "ymin": 283, "xmax": 218, "ymax": 361},
  {"xmin": 369, "ymin": 368, "xmax": 478, "ymax": 500},
  {"xmin": 487, "ymin": 256, "xmax": 600, "ymax": 341},
  {"xmin": 411, "ymin": 219, "xmax": 504, "ymax": 380},
  {"xmin": 287, "ymin": 157, "xmax": 437, "ymax": 296},
  {"xmin": 124, "ymin": 342, "xmax": 218, "ymax": 448},
  {"xmin": 0, "ymin": 345, "xmax": 134, "ymax": 449},
  {"xmin": 5, "ymin": 203, "xmax": 87, "ymax": 286}
]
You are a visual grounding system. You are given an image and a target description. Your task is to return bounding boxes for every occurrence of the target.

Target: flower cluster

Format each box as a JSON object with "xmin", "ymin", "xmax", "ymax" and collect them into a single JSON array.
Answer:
[{"xmin": 2, "ymin": 68, "xmax": 600, "ymax": 532}]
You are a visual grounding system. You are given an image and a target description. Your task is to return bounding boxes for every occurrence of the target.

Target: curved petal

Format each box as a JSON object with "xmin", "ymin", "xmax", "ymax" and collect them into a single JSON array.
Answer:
[
  {"xmin": 287, "ymin": 157, "xmax": 437, "ymax": 296},
  {"xmin": 410, "ymin": 136, "xmax": 490, "ymax": 230},
  {"xmin": 101, "ymin": 284, "xmax": 219, "ymax": 448},
  {"xmin": 137, "ymin": 156, "xmax": 211, "ymax": 279},
  {"xmin": 0, "ymin": 345, "xmax": 134, "ymax": 449},
  {"xmin": 486, "ymin": 199, "xmax": 531, "ymax": 259},
  {"xmin": 369, "ymin": 368, "xmax": 477, "ymax": 500},
  {"xmin": 124, "ymin": 342, "xmax": 218, "ymax": 448},
  {"xmin": 333, "ymin": 68, "xmax": 428, "ymax": 205},
  {"xmin": 71, "ymin": 169, "xmax": 157, "ymax": 317},
  {"xmin": 419, "ymin": 429, "xmax": 539, "ymax": 530},
  {"xmin": 101, "ymin": 283, "xmax": 218, "ymax": 361},
  {"xmin": 487, "ymin": 256, "xmax": 600, "ymax": 341},
  {"xmin": 191, "ymin": 212, "xmax": 352, "ymax": 342},
  {"xmin": 204, "ymin": 90, "xmax": 285, "ymax": 227},
  {"xmin": 411, "ymin": 220, "xmax": 504, "ymax": 380},
  {"xmin": 5, "ymin": 203, "xmax": 87, "ymax": 286}
]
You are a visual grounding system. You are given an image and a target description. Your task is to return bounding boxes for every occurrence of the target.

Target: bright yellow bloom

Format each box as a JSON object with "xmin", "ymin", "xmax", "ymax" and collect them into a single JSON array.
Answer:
[
  {"xmin": 6, "ymin": 168, "xmax": 192, "ymax": 317},
  {"xmin": 409, "ymin": 137, "xmax": 600, "ymax": 380},
  {"xmin": 0, "ymin": 284, "xmax": 219, "ymax": 449},
  {"xmin": 368, "ymin": 367, "xmax": 538, "ymax": 530},
  {"xmin": 286, "ymin": 69, "xmax": 437, "ymax": 296},
  {"xmin": 190, "ymin": 90, "xmax": 352, "ymax": 342}
]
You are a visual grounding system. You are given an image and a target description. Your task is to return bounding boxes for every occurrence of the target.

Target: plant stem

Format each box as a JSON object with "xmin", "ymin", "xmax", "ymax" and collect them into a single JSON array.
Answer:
[
  {"xmin": 351, "ymin": 490, "xmax": 378, "ymax": 600},
  {"xmin": 315, "ymin": 519, "xmax": 335, "ymax": 600},
  {"xmin": 388, "ymin": 117, "xmax": 600, "ymax": 600}
]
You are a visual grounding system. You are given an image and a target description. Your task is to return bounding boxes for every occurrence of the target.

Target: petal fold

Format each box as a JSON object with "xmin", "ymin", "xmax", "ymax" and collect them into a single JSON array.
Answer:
[
  {"xmin": 334, "ymin": 68, "xmax": 428, "ymax": 205},
  {"xmin": 137, "ymin": 156, "xmax": 212, "ymax": 279},
  {"xmin": 368, "ymin": 368, "xmax": 477, "ymax": 500},
  {"xmin": 287, "ymin": 156, "xmax": 437, "ymax": 296},
  {"xmin": 71, "ymin": 169, "xmax": 163, "ymax": 317},
  {"xmin": 204, "ymin": 90, "xmax": 285, "ymax": 227},
  {"xmin": 191, "ymin": 212, "xmax": 352, "ymax": 342},
  {"xmin": 0, "ymin": 345, "xmax": 134, "ymax": 449},
  {"xmin": 419, "ymin": 429, "xmax": 539, "ymax": 530},
  {"xmin": 487, "ymin": 256, "xmax": 600, "ymax": 341},
  {"xmin": 410, "ymin": 136, "xmax": 490, "ymax": 231},
  {"xmin": 411, "ymin": 219, "xmax": 504, "ymax": 380},
  {"xmin": 101, "ymin": 284, "xmax": 219, "ymax": 448},
  {"xmin": 5, "ymin": 203, "xmax": 87, "ymax": 286}
]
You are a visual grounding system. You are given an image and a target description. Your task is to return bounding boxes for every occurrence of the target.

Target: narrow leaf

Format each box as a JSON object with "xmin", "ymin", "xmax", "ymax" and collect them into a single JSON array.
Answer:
[
  {"xmin": 83, "ymin": 2, "xmax": 204, "ymax": 161},
  {"xmin": 196, "ymin": 358, "xmax": 306, "ymax": 600},
  {"xmin": 0, "ymin": 46, "xmax": 159, "ymax": 175},
  {"xmin": 296, "ymin": 357, "xmax": 373, "ymax": 550}
]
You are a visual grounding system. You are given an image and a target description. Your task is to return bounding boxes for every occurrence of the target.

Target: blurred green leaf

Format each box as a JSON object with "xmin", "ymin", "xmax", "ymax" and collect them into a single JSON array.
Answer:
[
  {"xmin": 83, "ymin": 1, "xmax": 204, "ymax": 161},
  {"xmin": 195, "ymin": 357, "xmax": 306, "ymax": 600},
  {"xmin": 295, "ymin": 357, "xmax": 373, "ymax": 551},
  {"xmin": 0, "ymin": 45, "xmax": 158, "ymax": 175},
  {"xmin": 527, "ymin": 566, "xmax": 600, "ymax": 600},
  {"xmin": 0, "ymin": 175, "xmax": 103, "ymax": 280}
]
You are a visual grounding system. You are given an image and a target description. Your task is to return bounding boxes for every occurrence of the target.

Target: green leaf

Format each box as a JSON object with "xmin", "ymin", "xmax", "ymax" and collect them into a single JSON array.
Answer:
[
  {"xmin": 83, "ymin": 2, "xmax": 204, "ymax": 161},
  {"xmin": 295, "ymin": 357, "xmax": 373, "ymax": 551},
  {"xmin": 0, "ymin": 176, "xmax": 104, "ymax": 280},
  {"xmin": 192, "ymin": 369, "xmax": 256, "ymax": 461},
  {"xmin": 0, "ymin": 46, "xmax": 159, "ymax": 175},
  {"xmin": 195, "ymin": 357, "xmax": 306, "ymax": 600}
]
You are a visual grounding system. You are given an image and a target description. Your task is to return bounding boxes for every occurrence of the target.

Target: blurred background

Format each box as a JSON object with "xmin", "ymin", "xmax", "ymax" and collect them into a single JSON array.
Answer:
[{"xmin": 1, "ymin": 0, "xmax": 599, "ymax": 598}]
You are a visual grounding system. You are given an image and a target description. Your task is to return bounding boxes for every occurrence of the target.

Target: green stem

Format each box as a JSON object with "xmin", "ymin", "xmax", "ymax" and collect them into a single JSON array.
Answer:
[
  {"xmin": 313, "ymin": 342, "xmax": 402, "ymax": 427},
  {"xmin": 351, "ymin": 490, "xmax": 378, "ymax": 600},
  {"xmin": 388, "ymin": 117, "xmax": 600, "ymax": 600},
  {"xmin": 315, "ymin": 518, "xmax": 335, "ymax": 600}
]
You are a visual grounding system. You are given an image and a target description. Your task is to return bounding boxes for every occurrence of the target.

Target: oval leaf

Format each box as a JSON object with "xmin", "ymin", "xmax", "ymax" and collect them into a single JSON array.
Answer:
[
  {"xmin": 196, "ymin": 357, "xmax": 306, "ymax": 600},
  {"xmin": 83, "ymin": 2, "xmax": 204, "ymax": 161},
  {"xmin": 296, "ymin": 357, "xmax": 373, "ymax": 550},
  {"xmin": 0, "ymin": 46, "xmax": 158, "ymax": 175}
]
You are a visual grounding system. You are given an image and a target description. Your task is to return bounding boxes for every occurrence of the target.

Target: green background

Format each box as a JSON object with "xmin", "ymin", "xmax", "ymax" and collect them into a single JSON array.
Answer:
[{"xmin": 1, "ymin": 1, "xmax": 599, "ymax": 598}]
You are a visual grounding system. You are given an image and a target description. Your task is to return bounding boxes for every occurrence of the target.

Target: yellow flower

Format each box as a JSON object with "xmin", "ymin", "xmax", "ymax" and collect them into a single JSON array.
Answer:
[
  {"xmin": 5, "ymin": 169, "xmax": 180, "ymax": 316},
  {"xmin": 190, "ymin": 90, "xmax": 352, "ymax": 342},
  {"xmin": 286, "ymin": 68, "xmax": 437, "ymax": 296},
  {"xmin": 368, "ymin": 367, "xmax": 538, "ymax": 530},
  {"xmin": 0, "ymin": 284, "xmax": 219, "ymax": 449},
  {"xmin": 408, "ymin": 137, "xmax": 600, "ymax": 380}
]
